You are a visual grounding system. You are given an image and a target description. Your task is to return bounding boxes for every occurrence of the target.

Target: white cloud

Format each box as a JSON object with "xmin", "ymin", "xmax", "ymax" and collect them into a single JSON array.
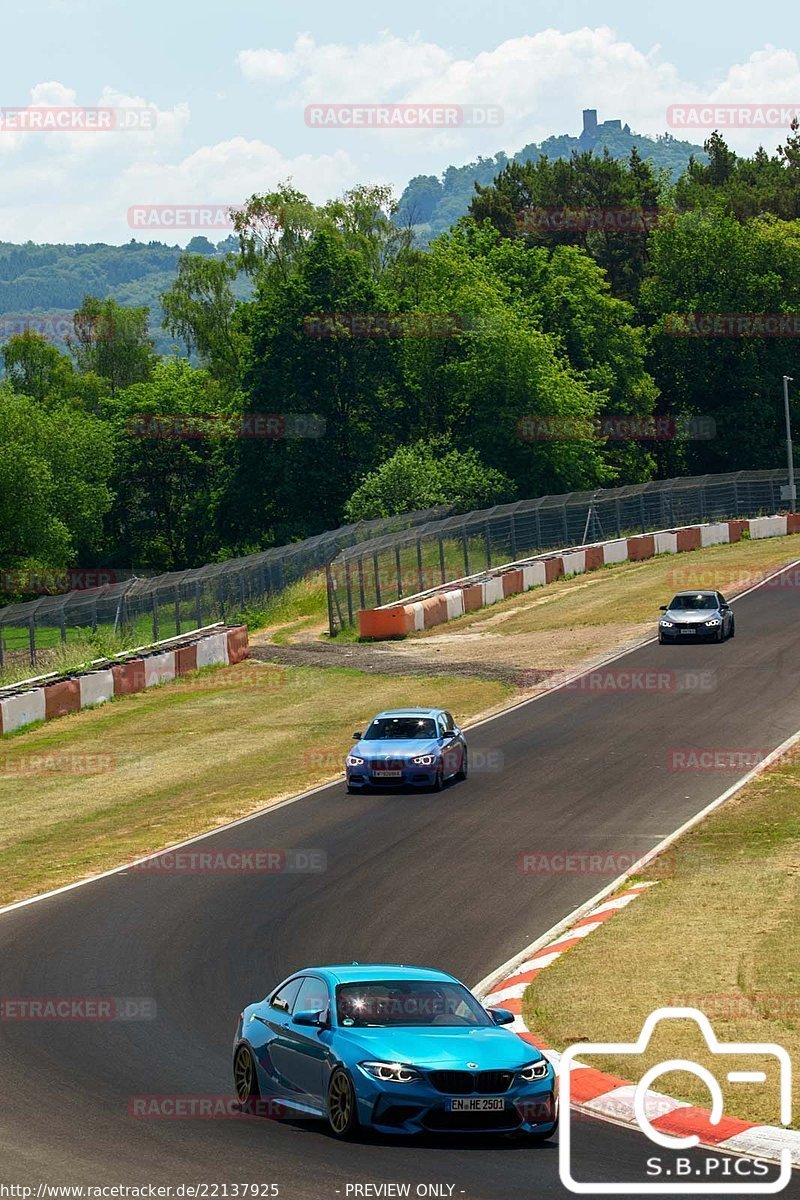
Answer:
[{"xmin": 237, "ymin": 26, "xmax": 800, "ymax": 156}]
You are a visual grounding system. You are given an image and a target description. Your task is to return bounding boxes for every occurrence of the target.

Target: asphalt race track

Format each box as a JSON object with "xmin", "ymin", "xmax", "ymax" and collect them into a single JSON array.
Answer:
[{"xmin": 2, "ymin": 565, "xmax": 800, "ymax": 1198}]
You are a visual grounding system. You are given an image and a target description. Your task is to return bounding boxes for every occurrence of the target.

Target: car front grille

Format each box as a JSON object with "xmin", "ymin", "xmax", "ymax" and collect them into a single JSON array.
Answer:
[{"xmin": 428, "ymin": 1069, "xmax": 515, "ymax": 1095}]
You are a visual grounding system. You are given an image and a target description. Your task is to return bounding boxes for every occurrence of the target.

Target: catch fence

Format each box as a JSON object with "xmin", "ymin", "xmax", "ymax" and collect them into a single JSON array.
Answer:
[
  {"xmin": 0, "ymin": 507, "xmax": 450, "ymax": 668},
  {"xmin": 326, "ymin": 471, "xmax": 793, "ymax": 634}
]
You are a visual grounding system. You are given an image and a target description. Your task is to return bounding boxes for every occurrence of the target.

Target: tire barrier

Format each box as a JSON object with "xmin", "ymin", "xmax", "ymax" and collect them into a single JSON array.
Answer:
[
  {"xmin": 357, "ymin": 516, "xmax": 800, "ymax": 639},
  {"xmin": 0, "ymin": 624, "xmax": 248, "ymax": 737}
]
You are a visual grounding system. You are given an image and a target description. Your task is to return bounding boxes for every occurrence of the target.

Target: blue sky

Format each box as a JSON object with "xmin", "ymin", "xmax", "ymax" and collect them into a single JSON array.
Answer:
[{"xmin": 0, "ymin": 0, "xmax": 798, "ymax": 243}]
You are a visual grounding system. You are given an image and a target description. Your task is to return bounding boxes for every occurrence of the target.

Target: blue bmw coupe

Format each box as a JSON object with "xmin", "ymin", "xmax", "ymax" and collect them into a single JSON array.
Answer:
[
  {"xmin": 233, "ymin": 964, "xmax": 557, "ymax": 1139},
  {"xmin": 345, "ymin": 707, "xmax": 468, "ymax": 793}
]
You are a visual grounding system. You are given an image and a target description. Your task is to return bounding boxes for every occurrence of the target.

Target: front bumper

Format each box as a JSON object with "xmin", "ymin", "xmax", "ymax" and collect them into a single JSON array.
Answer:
[
  {"xmin": 659, "ymin": 623, "xmax": 720, "ymax": 641},
  {"xmin": 346, "ymin": 765, "xmax": 439, "ymax": 789},
  {"xmin": 354, "ymin": 1072, "xmax": 558, "ymax": 1135}
]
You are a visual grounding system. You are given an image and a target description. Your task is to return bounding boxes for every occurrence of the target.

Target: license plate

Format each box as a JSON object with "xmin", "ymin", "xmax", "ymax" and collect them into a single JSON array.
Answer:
[
  {"xmin": 680, "ymin": 628, "xmax": 696, "ymax": 634},
  {"xmin": 447, "ymin": 1098, "xmax": 505, "ymax": 1112},
  {"xmin": 373, "ymin": 769, "xmax": 403, "ymax": 778}
]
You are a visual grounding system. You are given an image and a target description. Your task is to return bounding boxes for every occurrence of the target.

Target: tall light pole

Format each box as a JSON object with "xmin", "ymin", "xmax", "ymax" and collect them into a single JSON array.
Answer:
[{"xmin": 784, "ymin": 375, "xmax": 796, "ymax": 506}]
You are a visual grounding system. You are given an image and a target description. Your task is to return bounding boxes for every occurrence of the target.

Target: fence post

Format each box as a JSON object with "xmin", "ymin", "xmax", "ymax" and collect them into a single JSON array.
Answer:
[
  {"xmin": 462, "ymin": 525, "xmax": 470, "ymax": 576},
  {"xmin": 534, "ymin": 506, "xmax": 541, "ymax": 549},
  {"xmin": 373, "ymin": 553, "xmax": 382, "ymax": 607},
  {"xmin": 640, "ymin": 492, "xmax": 646, "ymax": 533},
  {"xmin": 615, "ymin": 499, "xmax": 622, "ymax": 536},
  {"xmin": 438, "ymin": 536, "xmax": 446, "ymax": 584},
  {"xmin": 509, "ymin": 512, "xmax": 517, "ymax": 561},
  {"xmin": 28, "ymin": 616, "xmax": 36, "ymax": 667},
  {"xmin": 175, "ymin": 585, "xmax": 181, "ymax": 636},
  {"xmin": 395, "ymin": 545, "xmax": 403, "ymax": 600},
  {"xmin": 344, "ymin": 558, "xmax": 354, "ymax": 626},
  {"xmin": 485, "ymin": 521, "xmax": 492, "ymax": 570},
  {"xmin": 60, "ymin": 606, "xmax": 67, "ymax": 645},
  {"xmin": 416, "ymin": 539, "xmax": 424, "ymax": 592},
  {"xmin": 357, "ymin": 556, "xmax": 366, "ymax": 610},
  {"xmin": 325, "ymin": 564, "xmax": 336, "ymax": 638},
  {"xmin": 195, "ymin": 581, "xmax": 202, "ymax": 630},
  {"xmin": 152, "ymin": 591, "xmax": 160, "ymax": 642},
  {"xmin": 0, "ymin": 627, "xmax": 4, "ymax": 669},
  {"xmin": 91, "ymin": 597, "xmax": 98, "ymax": 634}
]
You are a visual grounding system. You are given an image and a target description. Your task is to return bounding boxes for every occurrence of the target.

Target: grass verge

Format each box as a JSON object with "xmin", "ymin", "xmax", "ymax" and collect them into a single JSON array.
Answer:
[
  {"xmin": 0, "ymin": 660, "xmax": 510, "ymax": 907},
  {"xmin": 522, "ymin": 756, "xmax": 800, "ymax": 1127}
]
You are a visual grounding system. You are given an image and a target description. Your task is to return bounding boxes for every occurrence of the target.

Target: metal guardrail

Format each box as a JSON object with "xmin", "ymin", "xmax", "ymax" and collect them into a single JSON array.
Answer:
[
  {"xmin": 326, "ymin": 470, "xmax": 792, "ymax": 634},
  {"xmin": 0, "ymin": 507, "xmax": 451, "ymax": 667}
]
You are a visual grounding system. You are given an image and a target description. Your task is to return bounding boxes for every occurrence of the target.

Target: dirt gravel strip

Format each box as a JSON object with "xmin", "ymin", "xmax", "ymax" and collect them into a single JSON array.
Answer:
[{"xmin": 249, "ymin": 641, "xmax": 532, "ymax": 685}]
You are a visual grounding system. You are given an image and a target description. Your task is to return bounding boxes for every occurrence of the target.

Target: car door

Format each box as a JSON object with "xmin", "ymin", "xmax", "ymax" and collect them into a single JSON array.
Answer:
[
  {"xmin": 274, "ymin": 975, "xmax": 334, "ymax": 1106},
  {"xmin": 441, "ymin": 711, "xmax": 463, "ymax": 777},
  {"xmin": 717, "ymin": 592, "xmax": 731, "ymax": 634},
  {"xmin": 248, "ymin": 977, "xmax": 304, "ymax": 1098}
]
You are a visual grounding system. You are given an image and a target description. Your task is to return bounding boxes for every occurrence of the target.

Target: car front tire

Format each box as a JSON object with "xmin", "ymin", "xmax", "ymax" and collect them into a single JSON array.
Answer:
[
  {"xmin": 327, "ymin": 1068, "xmax": 359, "ymax": 1138},
  {"xmin": 455, "ymin": 746, "xmax": 468, "ymax": 782},
  {"xmin": 234, "ymin": 1045, "xmax": 260, "ymax": 1109}
]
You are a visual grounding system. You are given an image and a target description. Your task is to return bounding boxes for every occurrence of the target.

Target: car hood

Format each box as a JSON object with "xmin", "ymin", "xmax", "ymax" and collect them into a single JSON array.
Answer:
[
  {"xmin": 333, "ymin": 1025, "xmax": 542, "ymax": 1070},
  {"xmin": 353, "ymin": 738, "xmax": 441, "ymax": 759},
  {"xmin": 664, "ymin": 608, "xmax": 719, "ymax": 623}
]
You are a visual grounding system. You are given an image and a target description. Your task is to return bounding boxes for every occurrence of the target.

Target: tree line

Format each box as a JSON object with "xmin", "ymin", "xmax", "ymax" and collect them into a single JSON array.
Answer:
[{"xmin": 1, "ymin": 125, "xmax": 799, "ymax": 586}]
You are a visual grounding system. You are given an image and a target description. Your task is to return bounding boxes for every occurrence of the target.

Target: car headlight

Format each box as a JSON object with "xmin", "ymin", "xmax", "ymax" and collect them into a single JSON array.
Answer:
[
  {"xmin": 704, "ymin": 619, "xmax": 721, "ymax": 626},
  {"xmin": 359, "ymin": 1060, "xmax": 421, "ymax": 1083},
  {"xmin": 659, "ymin": 619, "xmax": 674, "ymax": 628},
  {"xmin": 518, "ymin": 1059, "xmax": 551, "ymax": 1081},
  {"xmin": 411, "ymin": 754, "xmax": 436, "ymax": 765},
  {"xmin": 346, "ymin": 755, "xmax": 365, "ymax": 767}
]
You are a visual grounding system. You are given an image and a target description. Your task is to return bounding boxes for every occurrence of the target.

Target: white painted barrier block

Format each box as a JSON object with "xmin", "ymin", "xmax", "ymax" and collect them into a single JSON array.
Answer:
[
  {"xmin": 561, "ymin": 550, "xmax": 586, "ymax": 575},
  {"xmin": 522, "ymin": 562, "xmax": 547, "ymax": 589},
  {"xmin": 603, "ymin": 539, "xmax": 629, "ymax": 564},
  {"xmin": 0, "ymin": 688, "xmax": 46, "ymax": 734},
  {"xmin": 655, "ymin": 532, "xmax": 678, "ymax": 554},
  {"xmin": 196, "ymin": 631, "xmax": 230, "ymax": 668},
  {"xmin": 700, "ymin": 522, "xmax": 729, "ymax": 547},
  {"xmin": 143, "ymin": 651, "xmax": 176, "ymax": 687},
  {"xmin": 750, "ymin": 515, "xmax": 787, "ymax": 539},
  {"xmin": 482, "ymin": 576, "xmax": 505, "ymax": 605},
  {"xmin": 411, "ymin": 601, "xmax": 426, "ymax": 632},
  {"xmin": 443, "ymin": 589, "xmax": 465, "ymax": 620},
  {"xmin": 79, "ymin": 670, "xmax": 114, "ymax": 709}
]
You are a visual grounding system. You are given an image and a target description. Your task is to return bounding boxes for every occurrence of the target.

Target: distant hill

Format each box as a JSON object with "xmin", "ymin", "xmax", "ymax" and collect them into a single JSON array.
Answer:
[
  {"xmin": 0, "ymin": 114, "xmax": 707, "ymax": 356},
  {"xmin": 395, "ymin": 110, "xmax": 707, "ymax": 242},
  {"xmin": 0, "ymin": 236, "xmax": 245, "ymax": 358}
]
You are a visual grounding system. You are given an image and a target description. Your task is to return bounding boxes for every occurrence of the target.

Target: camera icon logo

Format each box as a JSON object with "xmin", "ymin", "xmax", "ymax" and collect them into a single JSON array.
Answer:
[{"xmin": 558, "ymin": 1007, "xmax": 793, "ymax": 1194}]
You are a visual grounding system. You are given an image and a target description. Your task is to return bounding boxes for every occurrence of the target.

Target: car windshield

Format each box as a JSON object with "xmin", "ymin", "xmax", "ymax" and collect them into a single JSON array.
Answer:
[
  {"xmin": 669, "ymin": 594, "xmax": 717, "ymax": 610},
  {"xmin": 336, "ymin": 980, "xmax": 492, "ymax": 1027},
  {"xmin": 363, "ymin": 717, "xmax": 438, "ymax": 740}
]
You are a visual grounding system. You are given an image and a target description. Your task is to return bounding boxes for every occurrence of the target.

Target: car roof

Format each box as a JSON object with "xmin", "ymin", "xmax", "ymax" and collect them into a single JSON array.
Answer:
[
  {"xmin": 670, "ymin": 590, "xmax": 718, "ymax": 598},
  {"xmin": 287, "ymin": 964, "xmax": 459, "ymax": 986},
  {"xmin": 372, "ymin": 707, "xmax": 445, "ymax": 719}
]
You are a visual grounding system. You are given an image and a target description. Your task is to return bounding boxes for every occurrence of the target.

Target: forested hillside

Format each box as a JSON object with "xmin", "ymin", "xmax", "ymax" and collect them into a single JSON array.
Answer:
[{"xmin": 1, "ymin": 125, "xmax": 799, "ymax": 593}]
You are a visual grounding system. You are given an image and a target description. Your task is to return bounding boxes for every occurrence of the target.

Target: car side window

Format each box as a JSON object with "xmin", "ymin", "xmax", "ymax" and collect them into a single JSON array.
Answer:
[
  {"xmin": 443, "ymin": 711, "xmax": 456, "ymax": 732},
  {"xmin": 293, "ymin": 975, "xmax": 329, "ymax": 1016},
  {"xmin": 717, "ymin": 592, "xmax": 727, "ymax": 606},
  {"xmin": 437, "ymin": 717, "xmax": 447, "ymax": 738},
  {"xmin": 270, "ymin": 977, "xmax": 303, "ymax": 1013}
]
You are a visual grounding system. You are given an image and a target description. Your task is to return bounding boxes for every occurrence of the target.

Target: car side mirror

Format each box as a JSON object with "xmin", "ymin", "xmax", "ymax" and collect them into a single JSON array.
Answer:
[
  {"xmin": 659, "ymin": 605, "xmax": 667, "ymax": 611},
  {"xmin": 487, "ymin": 1007, "xmax": 515, "ymax": 1026},
  {"xmin": 352, "ymin": 732, "xmax": 362, "ymax": 740},
  {"xmin": 292, "ymin": 1009, "xmax": 326, "ymax": 1028}
]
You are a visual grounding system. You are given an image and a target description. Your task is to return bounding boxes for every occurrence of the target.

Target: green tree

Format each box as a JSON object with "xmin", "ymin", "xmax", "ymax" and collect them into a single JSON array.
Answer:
[
  {"xmin": 67, "ymin": 296, "xmax": 157, "ymax": 396},
  {"xmin": 344, "ymin": 438, "xmax": 514, "ymax": 520},
  {"xmin": 161, "ymin": 253, "xmax": 246, "ymax": 388}
]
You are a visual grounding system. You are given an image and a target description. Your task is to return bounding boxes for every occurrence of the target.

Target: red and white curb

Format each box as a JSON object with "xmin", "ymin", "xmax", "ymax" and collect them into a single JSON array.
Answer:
[{"xmin": 477, "ymin": 884, "xmax": 800, "ymax": 1168}]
